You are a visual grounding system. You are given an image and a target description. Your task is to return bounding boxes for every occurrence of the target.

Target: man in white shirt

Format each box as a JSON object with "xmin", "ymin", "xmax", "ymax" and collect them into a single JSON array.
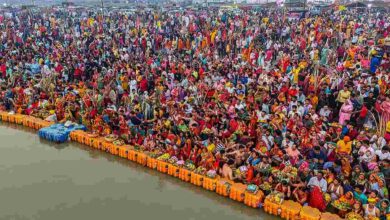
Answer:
[
  {"xmin": 307, "ymin": 172, "xmax": 328, "ymax": 193},
  {"xmin": 375, "ymin": 147, "xmax": 390, "ymax": 161},
  {"xmin": 288, "ymin": 105, "xmax": 302, "ymax": 118},
  {"xmin": 297, "ymin": 102, "xmax": 305, "ymax": 117}
]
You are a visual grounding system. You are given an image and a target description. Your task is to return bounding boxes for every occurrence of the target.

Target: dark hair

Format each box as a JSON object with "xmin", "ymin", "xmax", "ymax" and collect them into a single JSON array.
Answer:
[
  {"xmin": 355, "ymin": 185, "xmax": 364, "ymax": 192},
  {"xmin": 370, "ymin": 190, "xmax": 378, "ymax": 196}
]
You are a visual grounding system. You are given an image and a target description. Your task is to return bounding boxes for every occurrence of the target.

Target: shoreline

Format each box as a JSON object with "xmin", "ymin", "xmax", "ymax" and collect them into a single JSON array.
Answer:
[{"xmin": 0, "ymin": 112, "xmax": 341, "ymax": 220}]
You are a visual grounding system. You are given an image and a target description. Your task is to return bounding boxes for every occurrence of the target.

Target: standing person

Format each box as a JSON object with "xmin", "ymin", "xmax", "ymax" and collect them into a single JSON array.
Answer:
[
  {"xmin": 307, "ymin": 171, "xmax": 327, "ymax": 211},
  {"xmin": 336, "ymin": 87, "xmax": 351, "ymax": 110},
  {"xmin": 339, "ymin": 99, "xmax": 354, "ymax": 125}
]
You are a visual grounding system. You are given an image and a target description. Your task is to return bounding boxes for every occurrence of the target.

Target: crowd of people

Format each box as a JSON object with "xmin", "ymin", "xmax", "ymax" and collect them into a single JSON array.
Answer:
[{"xmin": 0, "ymin": 5, "xmax": 389, "ymax": 219}]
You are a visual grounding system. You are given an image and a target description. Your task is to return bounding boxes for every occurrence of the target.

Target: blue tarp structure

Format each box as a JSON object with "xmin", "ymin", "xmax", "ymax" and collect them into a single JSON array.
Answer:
[{"xmin": 38, "ymin": 123, "xmax": 86, "ymax": 143}]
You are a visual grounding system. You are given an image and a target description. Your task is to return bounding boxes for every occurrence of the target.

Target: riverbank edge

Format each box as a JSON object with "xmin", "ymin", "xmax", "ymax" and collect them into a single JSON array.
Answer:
[{"xmin": 0, "ymin": 112, "xmax": 341, "ymax": 220}]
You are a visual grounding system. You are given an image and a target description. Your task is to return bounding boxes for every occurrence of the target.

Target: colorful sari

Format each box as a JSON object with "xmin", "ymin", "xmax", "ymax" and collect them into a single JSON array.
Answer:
[
  {"xmin": 309, "ymin": 186, "xmax": 327, "ymax": 211},
  {"xmin": 339, "ymin": 100, "xmax": 353, "ymax": 125}
]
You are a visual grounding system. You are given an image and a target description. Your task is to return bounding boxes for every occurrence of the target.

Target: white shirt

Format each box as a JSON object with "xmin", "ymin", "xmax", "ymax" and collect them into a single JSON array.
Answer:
[
  {"xmin": 308, "ymin": 177, "xmax": 328, "ymax": 193},
  {"xmin": 256, "ymin": 110, "xmax": 269, "ymax": 121},
  {"xmin": 375, "ymin": 150, "xmax": 390, "ymax": 160},
  {"xmin": 319, "ymin": 108, "xmax": 331, "ymax": 118}
]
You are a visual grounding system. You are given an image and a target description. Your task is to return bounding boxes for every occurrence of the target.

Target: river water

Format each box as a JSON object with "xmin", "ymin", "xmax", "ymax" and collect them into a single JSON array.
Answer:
[{"xmin": 0, "ymin": 122, "xmax": 278, "ymax": 220}]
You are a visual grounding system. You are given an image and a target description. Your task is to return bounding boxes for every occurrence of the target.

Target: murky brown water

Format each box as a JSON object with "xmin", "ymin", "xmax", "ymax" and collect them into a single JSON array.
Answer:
[{"xmin": 0, "ymin": 122, "xmax": 278, "ymax": 220}]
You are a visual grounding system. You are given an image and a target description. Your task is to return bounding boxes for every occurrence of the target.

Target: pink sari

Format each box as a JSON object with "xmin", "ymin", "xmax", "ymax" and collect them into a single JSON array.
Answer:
[
  {"xmin": 380, "ymin": 101, "xmax": 390, "ymax": 124},
  {"xmin": 339, "ymin": 100, "xmax": 353, "ymax": 125}
]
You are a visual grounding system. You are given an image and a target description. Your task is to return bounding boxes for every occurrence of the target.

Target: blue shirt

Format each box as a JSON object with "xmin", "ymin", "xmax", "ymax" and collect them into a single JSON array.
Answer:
[
  {"xmin": 308, "ymin": 150, "xmax": 327, "ymax": 162},
  {"xmin": 370, "ymin": 57, "xmax": 380, "ymax": 73},
  {"xmin": 354, "ymin": 192, "xmax": 368, "ymax": 204},
  {"xmin": 248, "ymin": 156, "xmax": 261, "ymax": 166}
]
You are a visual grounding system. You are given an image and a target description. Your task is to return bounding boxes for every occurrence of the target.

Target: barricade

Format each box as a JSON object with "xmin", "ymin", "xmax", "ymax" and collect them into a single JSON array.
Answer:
[
  {"xmin": 8, "ymin": 114, "xmax": 16, "ymax": 123},
  {"xmin": 23, "ymin": 117, "xmax": 33, "ymax": 128},
  {"xmin": 136, "ymin": 152, "xmax": 147, "ymax": 166},
  {"xmin": 109, "ymin": 144, "xmax": 120, "ymax": 156},
  {"xmin": 156, "ymin": 160, "xmax": 169, "ymax": 173},
  {"xmin": 118, "ymin": 145, "xmax": 133, "ymax": 158},
  {"xmin": 13, "ymin": 114, "xmax": 25, "ymax": 124},
  {"xmin": 0, "ymin": 112, "xmax": 8, "ymax": 121},
  {"xmin": 244, "ymin": 190, "xmax": 264, "ymax": 208},
  {"xmin": 1, "ymin": 112, "xmax": 11, "ymax": 122},
  {"xmin": 320, "ymin": 212, "xmax": 343, "ymax": 220},
  {"xmin": 35, "ymin": 120, "xmax": 54, "ymax": 130},
  {"xmin": 86, "ymin": 136, "xmax": 98, "ymax": 147},
  {"xmin": 127, "ymin": 150, "xmax": 137, "ymax": 161},
  {"xmin": 300, "ymin": 206, "xmax": 321, "ymax": 220},
  {"xmin": 178, "ymin": 168, "xmax": 191, "ymax": 182},
  {"xmin": 202, "ymin": 176, "xmax": 218, "ymax": 191},
  {"xmin": 32, "ymin": 119, "xmax": 38, "ymax": 129},
  {"xmin": 82, "ymin": 134, "xmax": 90, "ymax": 145},
  {"xmin": 229, "ymin": 183, "xmax": 247, "ymax": 202},
  {"xmin": 69, "ymin": 130, "xmax": 79, "ymax": 141},
  {"xmin": 0, "ymin": 113, "xmax": 25, "ymax": 124},
  {"xmin": 70, "ymin": 130, "xmax": 85, "ymax": 142},
  {"xmin": 92, "ymin": 137, "xmax": 105, "ymax": 149},
  {"xmin": 280, "ymin": 200, "xmax": 302, "ymax": 220},
  {"xmin": 147, "ymin": 157, "xmax": 158, "ymax": 169},
  {"xmin": 101, "ymin": 141, "xmax": 113, "ymax": 152},
  {"xmin": 22, "ymin": 116, "xmax": 32, "ymax": 127},
  {"xmin": 190, "ymin": 172, "xmax": 203, "ymax": 186},
  {"xmin": 264, "ymin": 198, "xmax": 281, "ymax": 215},
  {"xmin": 167, "ymin": 164, "xmax": 180, "ymax": 177},
  {"xmin": 216, "ymin": 179, "xmax": 233, "ymax": 197},
  {"xmin": 34, "ymin": 120, "xmax": 43, "ymax": 130}
]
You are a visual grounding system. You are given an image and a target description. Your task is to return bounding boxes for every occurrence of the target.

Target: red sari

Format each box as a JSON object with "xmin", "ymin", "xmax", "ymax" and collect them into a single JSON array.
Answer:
[{"xmin": 309, "ymin": 186, "xmax": 326, "ymax": 211}]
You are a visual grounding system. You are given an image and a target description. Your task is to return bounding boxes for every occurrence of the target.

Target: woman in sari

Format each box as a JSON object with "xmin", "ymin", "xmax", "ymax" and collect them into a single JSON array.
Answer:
[
  {"xmin": 379, "ymin": 97, "xmax": 390, "ymax": 136},
  {"xmin": 367, "ymin": 173, "xmax": 384, "ymax": 195},
  {"xmin": 299, "ymin": 128, "xmax": 312, "ymax": 155},
  {"xmin": 339, "ymin": 99, "xmax": 354, "ymax": 125},
  {"xmin": 309, "ymin": 186, "xmax": 327, "ymax": 212}
]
